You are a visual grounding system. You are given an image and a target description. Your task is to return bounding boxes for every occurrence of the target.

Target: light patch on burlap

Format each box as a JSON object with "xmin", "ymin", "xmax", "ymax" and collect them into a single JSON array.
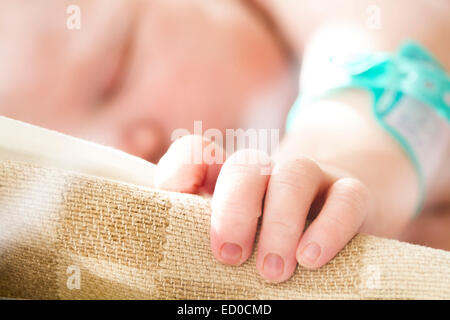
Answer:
[
  {"xmin": 56, "ymin": 176, "xmax": 171, "ymax": 299},
  {"xmin": 58, "ymin": 254, "xmax": 158, "ymax": 299},
  {"xmin": 0, "ymin": 161, "xmax": 65, "ymax": 299},
  {"xmin": 0, "ymin": 162, "xmax": 63, "ymax": 250}
]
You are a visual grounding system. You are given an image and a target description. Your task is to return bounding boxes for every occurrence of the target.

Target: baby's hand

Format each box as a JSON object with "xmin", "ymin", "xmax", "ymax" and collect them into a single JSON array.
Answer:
[{"xmin": 155, "ymin": 135, "xmax": 374, "ymax": 283}]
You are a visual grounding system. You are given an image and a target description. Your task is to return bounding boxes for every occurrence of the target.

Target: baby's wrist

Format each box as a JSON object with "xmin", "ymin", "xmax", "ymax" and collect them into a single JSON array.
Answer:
[{"xmin": 280, "ymin": 91, "xmax": 421, "ymax": 223}]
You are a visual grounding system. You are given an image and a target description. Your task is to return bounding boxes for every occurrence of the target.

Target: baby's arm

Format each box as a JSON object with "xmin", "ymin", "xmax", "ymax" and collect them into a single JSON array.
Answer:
[{"xmin": 252, "ymin": 0, "xmax": 450, "ymax": 207}]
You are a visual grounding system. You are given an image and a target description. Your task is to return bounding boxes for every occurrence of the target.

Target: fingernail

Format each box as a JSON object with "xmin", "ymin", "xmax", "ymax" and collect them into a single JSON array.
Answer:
[
  {"xmin": 299, "ymin": 242, "xmax": 321, "ymax": 265},
  {"xmin": 263, "ymin": 253, "xmax": 284, "ymax": 278},
  {"xmin": 220, "ymin": 242, "xmax": 242, "ymax": 265}
]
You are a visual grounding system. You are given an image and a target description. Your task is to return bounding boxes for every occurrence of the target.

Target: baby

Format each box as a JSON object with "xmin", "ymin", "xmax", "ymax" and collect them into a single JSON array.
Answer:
[
  {"xmin": 154, "ymin": 0, "xmax": 450, "ymax": 283},
  {"xmin": 1, "ymin": 0, "xmax": 449, "ymax": 284}
]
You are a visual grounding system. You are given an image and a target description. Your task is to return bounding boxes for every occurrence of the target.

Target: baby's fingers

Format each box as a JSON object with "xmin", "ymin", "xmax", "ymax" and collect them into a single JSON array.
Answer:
[
  {"xmin": 210, "ymin": 149, "xmax": 272, "ymax": 266},
  {"xmin": 256, "ymin": 157, "xmax": 324, "ymax": 283},
  {"xmin": 154, "ymin": 135, "xmax": 223, "ymax": 194},
  {"xmin": 297, "ymin": 178, "xmax": 371, "ymax": 269}
]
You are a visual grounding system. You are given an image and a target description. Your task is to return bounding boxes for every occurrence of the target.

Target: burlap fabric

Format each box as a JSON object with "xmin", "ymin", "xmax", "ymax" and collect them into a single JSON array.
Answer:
[{"xmin": 0, "ymin": 160, "xmax": 449, "ymax": 299}]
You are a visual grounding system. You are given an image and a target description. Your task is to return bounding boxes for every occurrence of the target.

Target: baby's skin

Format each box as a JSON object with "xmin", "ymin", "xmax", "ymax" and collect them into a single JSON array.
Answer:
[
  {"xmin": 155, "ymin": 0, "xmax": 450, "ymax": 283},
  {"xmin": 1, "ymin": 1, "xmax": 449, "ymax": 283}
]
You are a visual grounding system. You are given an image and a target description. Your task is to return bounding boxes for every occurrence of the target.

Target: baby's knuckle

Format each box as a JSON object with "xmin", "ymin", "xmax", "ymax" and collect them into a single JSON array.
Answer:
[
  {"xmin": 334, "ymin": 178, "xmax": 370, "ymax": 212},
  {"xmin": 274, "ymin": 156, "xmax": 322, "ymax": 184}
]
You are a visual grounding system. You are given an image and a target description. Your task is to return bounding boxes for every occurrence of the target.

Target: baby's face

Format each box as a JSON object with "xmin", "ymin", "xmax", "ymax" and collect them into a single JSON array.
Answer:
[{"xmin": 0, "ymin": 0, "xmax": 294, "ymax": 163}]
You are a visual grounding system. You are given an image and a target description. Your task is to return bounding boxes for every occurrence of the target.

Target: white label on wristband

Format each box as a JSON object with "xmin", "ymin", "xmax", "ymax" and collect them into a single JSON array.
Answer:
[{"xmin": 381, "ymin": 96, "xmax": 450, "ymax": 189}]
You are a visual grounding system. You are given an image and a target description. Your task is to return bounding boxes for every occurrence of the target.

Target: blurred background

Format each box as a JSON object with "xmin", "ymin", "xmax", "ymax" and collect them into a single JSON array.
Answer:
[{"xmin": 0, "ymin": 0, "xmax": 298, "ymax": 163}]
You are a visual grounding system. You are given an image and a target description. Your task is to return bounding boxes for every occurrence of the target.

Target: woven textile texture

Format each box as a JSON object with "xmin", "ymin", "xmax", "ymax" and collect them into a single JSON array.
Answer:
[{"xmin": 0, "ymin": 160, "xmax": 449, "ymax": 299}]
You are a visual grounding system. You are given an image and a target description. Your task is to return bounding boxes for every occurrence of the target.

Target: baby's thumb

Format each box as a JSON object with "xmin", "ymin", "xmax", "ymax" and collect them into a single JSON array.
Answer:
[{"xmin": 154, "ymin": 135, "xmax": 224, "ymax": 195}]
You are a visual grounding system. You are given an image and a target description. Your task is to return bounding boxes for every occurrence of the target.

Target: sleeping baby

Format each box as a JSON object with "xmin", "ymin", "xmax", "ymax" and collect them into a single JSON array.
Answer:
[
  {"xmin": 154, "ymin": 0, "xmax": 450, "ymax": 283},
  {"xmin": 1, "ymin": 0, "xmax": 449, "ymax": 283}
]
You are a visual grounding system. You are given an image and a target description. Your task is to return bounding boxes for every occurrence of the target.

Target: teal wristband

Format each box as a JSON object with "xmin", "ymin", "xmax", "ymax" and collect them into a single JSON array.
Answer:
[{"xmin": 287, "ymin": 41, "xmax": 450, "ymax": 216}]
